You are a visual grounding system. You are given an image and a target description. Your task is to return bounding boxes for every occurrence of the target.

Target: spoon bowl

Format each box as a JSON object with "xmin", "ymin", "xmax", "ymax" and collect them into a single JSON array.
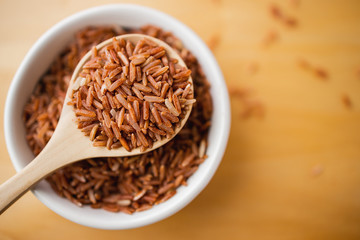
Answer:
[{"xmin": 0, "ymin": 34, "xmax": 193, "ymax": 214}]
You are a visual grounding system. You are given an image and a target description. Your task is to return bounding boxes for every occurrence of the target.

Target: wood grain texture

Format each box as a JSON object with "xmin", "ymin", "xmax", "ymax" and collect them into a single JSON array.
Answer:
[{"xmin": 0, "ymin": 0, "xmax": 359, "ymax": 239}]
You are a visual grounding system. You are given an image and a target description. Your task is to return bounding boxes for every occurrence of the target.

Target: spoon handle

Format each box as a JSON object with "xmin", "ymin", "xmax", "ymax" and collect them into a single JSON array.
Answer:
[
  {"xmin": 0, "ymin": 152, "xmax": 51, "ymax": 214},
  {"xmin": 0, "ymin": 115, "xmax": 79, "ymax": 214}
]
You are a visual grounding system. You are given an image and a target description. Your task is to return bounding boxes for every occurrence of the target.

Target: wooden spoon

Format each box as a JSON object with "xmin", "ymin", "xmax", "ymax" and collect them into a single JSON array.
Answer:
[{"xmin": 0, "ymin": 34, "xmax": 193, "ymax": 214}]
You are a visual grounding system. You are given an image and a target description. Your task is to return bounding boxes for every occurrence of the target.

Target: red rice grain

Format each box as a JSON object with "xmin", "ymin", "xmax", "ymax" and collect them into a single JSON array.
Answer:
[
  {"xmin": 23, "ymin": 25, "xmax": 212, "ymax": 213},
  {"xmin": 269, "ymin": 3, "xmax": 298, "ymax": 28},
  {"xmin": 341, "ymin": 94, "xmax": 352, "ymax": 109}
]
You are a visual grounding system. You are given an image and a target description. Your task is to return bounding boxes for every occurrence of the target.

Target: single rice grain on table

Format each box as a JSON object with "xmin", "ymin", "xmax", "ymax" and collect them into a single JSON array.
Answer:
[{"xmin": 23, "ymin": 25, "xmax": 213, "ymax": 213}]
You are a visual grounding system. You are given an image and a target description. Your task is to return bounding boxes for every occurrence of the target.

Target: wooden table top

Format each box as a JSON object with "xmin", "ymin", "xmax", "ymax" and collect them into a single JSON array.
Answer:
[{"xmin": 0, "ymin": 0, "xmax": 359, "ymax": 239}]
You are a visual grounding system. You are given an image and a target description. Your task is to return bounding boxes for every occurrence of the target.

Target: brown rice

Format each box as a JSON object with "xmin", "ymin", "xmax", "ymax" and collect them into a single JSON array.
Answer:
[
  {"xmin": 23, "ymin": 25, "xmax": 212, "ymax": 213},
  {"xmin": 69, "ymin": 36, "xmax": 194, "ymax": 151}
]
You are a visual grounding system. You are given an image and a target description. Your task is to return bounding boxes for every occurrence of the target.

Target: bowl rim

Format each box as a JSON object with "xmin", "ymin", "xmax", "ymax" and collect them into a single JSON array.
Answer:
[{"xmin": 4, "ymin": 3, "xmax": 231, "ymax": 229}]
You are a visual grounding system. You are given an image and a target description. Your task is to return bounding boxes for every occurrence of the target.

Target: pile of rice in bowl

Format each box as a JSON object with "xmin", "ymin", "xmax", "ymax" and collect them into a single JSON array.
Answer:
[{"xmin": 23, "ymin": 25, "xmax": 213, "ymax": 213}]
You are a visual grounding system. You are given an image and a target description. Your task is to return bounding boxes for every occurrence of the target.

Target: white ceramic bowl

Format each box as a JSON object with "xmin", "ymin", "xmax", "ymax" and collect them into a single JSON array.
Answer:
[{"xmin": 4, "ymin": 4, "xmax": 230, "ymax": 229}]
